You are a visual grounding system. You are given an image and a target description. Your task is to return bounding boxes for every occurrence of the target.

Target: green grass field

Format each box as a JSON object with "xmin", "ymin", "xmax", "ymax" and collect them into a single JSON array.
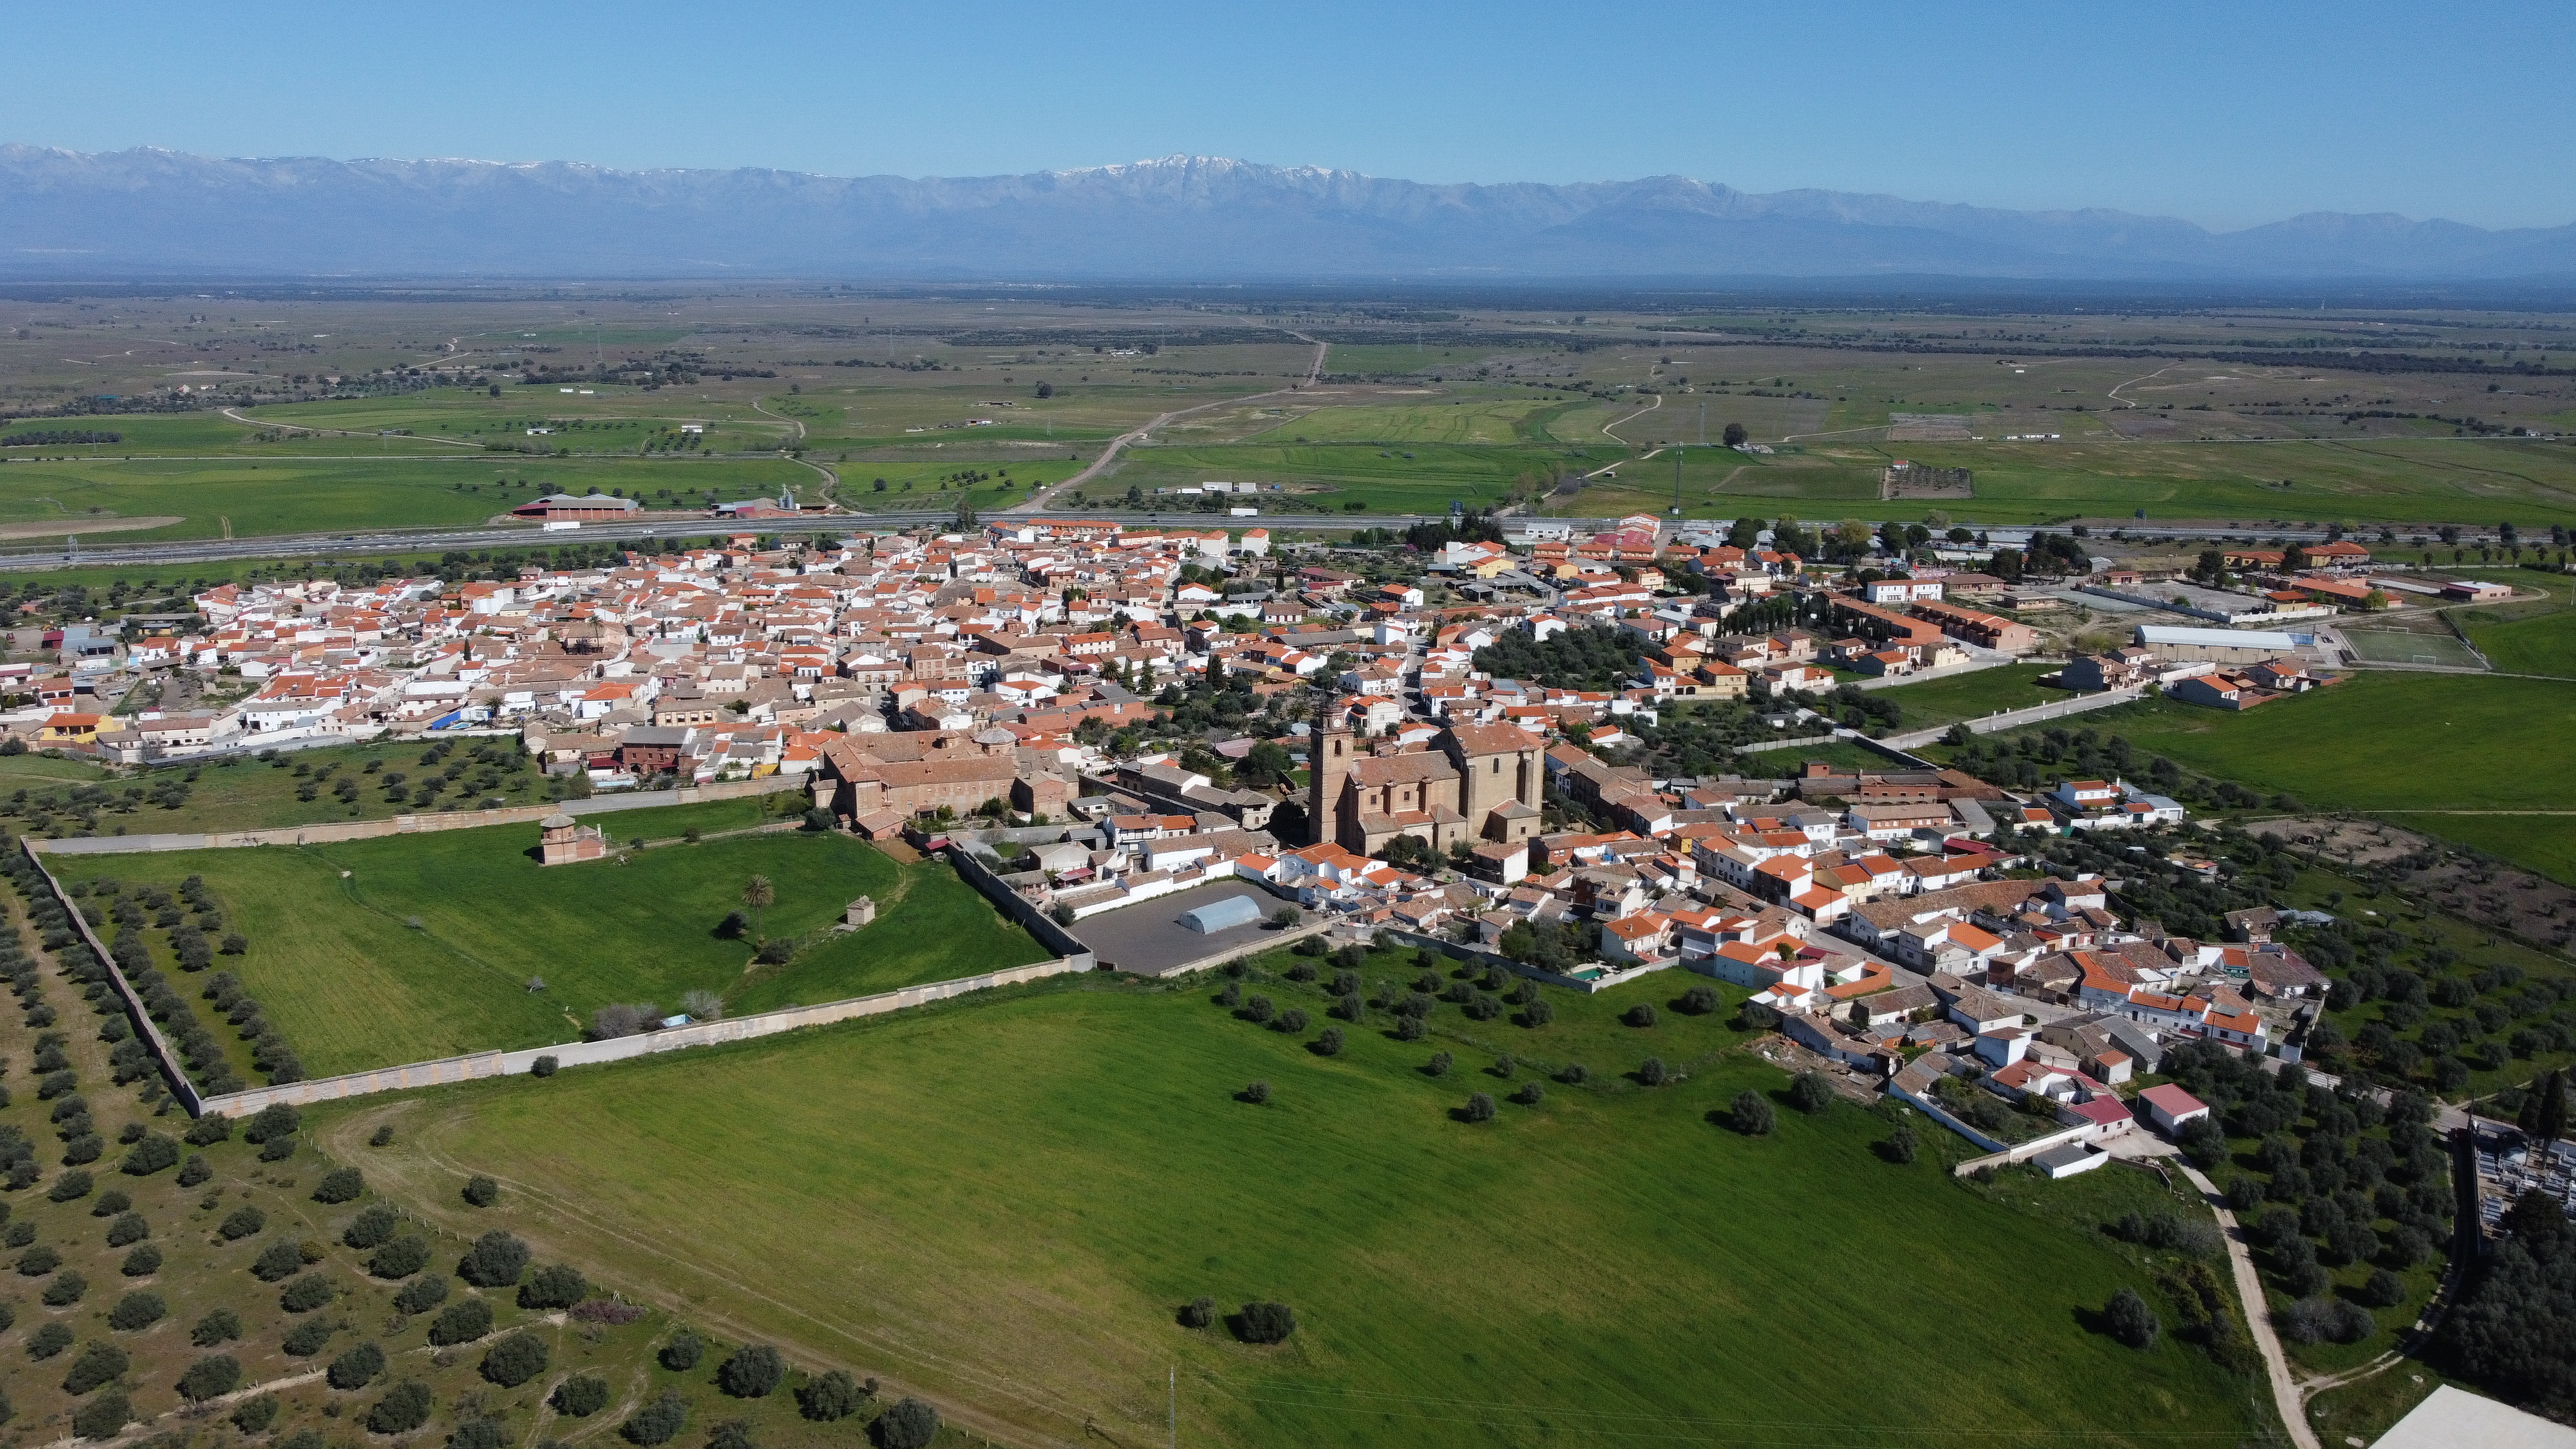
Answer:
[
  {"xmin": 1565, "ymin": 436, "xmax": 2576, "ymax": 527},
  {"xmin": 1976, "ymin": 673, "xmax": 2576, "ymax": 883},
  {"xmin": 2459, "ymin": 582, "xmax": 2576, "ymax": 678},
  {"xmin": 50, "ymin": 812, "xmax": 1046, "ymax": 1075},
  {"xmin": 357, "ymin": 951, "xmax": 2271, "ymax": 1449},
  {"xmin": 1095, "ymin": 442, "xmax": 1559, "ymax": 513},
  {"xmin": 1871, "ymin": 664, "xmax": 2073, "ymax": 728},
  {"xmin": 0, "ymin": 455, "xmax": 814, "ymax": 542}
]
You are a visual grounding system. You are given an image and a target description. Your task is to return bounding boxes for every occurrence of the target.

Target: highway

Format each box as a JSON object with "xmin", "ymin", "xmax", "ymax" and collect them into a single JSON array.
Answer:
[{"xmin": 0, "ymin": 506, "xmax": 2430, "ymax": 573}]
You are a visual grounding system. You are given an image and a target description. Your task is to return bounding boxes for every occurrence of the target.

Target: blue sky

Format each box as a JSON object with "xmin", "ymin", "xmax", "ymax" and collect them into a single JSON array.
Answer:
[{"xmin": 5, "ymin": 1, "xmax": 2570, "ymax": 230}]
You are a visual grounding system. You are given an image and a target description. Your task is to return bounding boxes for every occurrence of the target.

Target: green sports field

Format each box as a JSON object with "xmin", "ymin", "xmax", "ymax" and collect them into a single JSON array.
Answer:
[
  {"xmin": 355, "ymin": 954, "xmax": 2271, "ymax": 1449},
  {"xmin": 50, "ymin": 810, "xmax": 1047, "ymax": 1075}
]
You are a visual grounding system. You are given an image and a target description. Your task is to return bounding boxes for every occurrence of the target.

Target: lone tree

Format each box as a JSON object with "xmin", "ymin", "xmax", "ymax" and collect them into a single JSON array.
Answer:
[
  {"xmin": 742, "ymin": 876, "xmax": 775, "ymax": 942},
  {"xmin": 1787, "ymin": 1072, "xmax": 1833, "ymax": 1115},
  {"xmin": 1236, "ymin": 1301, "xmax": 1297, "ymax": 1345},
  {"xmin": 2104, "ymin": 1287, "xmax": 2159, "ymax": 1349},
  {"xmin": 1730, "ymin": 1090, "xmax": 1776, "ymax": 1136}
]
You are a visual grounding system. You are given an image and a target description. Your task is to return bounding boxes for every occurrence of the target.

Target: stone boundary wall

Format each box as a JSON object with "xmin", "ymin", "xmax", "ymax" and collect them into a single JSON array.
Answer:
[
  {"xmin": 32, "ymin": 775, "xmax": 807, "ymax": 856},
  {"xmin": 16, "ymin": 831, "xmax": 1094, "ymax": 1121},
  {"xmin": 194, "ymin": 954, "xmax": 1094, "ymax": 1117},
  {"xmin": 1878, "ymin": 687, "xmax": 2146, "ymax": 750},
  {"xmin": 19, "ymin": 840, "xmax": 206, "ymax": 1115},
  {"xmin": 945, "ymin": 842, "xmax": 1097, "ymax": 963}
]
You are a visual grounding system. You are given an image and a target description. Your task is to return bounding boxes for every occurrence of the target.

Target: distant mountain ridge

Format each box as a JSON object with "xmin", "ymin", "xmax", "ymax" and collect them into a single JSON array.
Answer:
[{"xmin": 1, "ymin": 146, "xmax": 2571, "ymax": 282}]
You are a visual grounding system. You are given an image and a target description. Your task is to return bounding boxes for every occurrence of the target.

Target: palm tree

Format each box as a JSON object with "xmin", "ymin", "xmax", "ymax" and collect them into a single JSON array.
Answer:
[{"xmin": 743, "ymin": 876, "xmax": 774, "ymax": 942}]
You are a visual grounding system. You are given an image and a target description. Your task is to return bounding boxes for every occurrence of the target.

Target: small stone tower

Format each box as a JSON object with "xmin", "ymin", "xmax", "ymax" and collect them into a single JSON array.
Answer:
[{"xmin": 538, "ymin": 811, "xmax": 605, "ymax": 866}]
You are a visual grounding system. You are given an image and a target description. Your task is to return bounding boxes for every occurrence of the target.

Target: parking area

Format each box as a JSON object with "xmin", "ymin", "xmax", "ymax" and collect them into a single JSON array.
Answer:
[{"xmin": 1072, "ymin": 880, "xmax": 1307, "ymax": 977}]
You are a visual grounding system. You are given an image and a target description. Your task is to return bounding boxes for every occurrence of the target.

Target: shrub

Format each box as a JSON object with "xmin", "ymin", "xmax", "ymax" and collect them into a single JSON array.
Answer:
[
  {"xmin": 660, "ymin": 1331, "xmax": 705, "ymax": 1372},
  {"xmin": 458, "ymin": 1229, "xmax": 529, "ymax": 1285},
  {"xmin": 531, "ymin": 1055, "xmax": 560, "ymax": 1078},
  {"xmin": 1637, "ymin": 1056, "xmax": 1669, "ymax": 1088},
  {"xmin": 178, "ymin": 1353, "xmax": 241, "ymax": 1402},
  {"xmin": 1558, "ymin": 1063, "xmax": 1589, "ymax": 1084},
  {"xmin": 1274, "ymin": 1007, "xmax": 1309, "ymax": 1034},
  {"xmin": 48, "ymin": 1170, "xmax": 92, "ymax": 1203},
  {"xmin": 876, "ymin": 1397, "xmax": 940, "ymax": 1449},
  {"xmin": 451, "ymin": 1419, "xmax": 506, "ymax": 1449},
  {"xmin": 1240, "ymin": 1081, "xmax": 1270, "ymax": 1105},
  {"xmin": 2105, "ymin": 1287, "xmax": 2160, "ymax": 1349},
  {"xmin": 70, "ymin": 1388, "xmax": 130, "ymax": 1441},
  {"xmin": 312, "ymin": 1166, "xmax": 363, "ymax": 1203},
  {"xmin": 1314, "ymin": 1027, "xmax": 1344, "ymax": 1057},
  {"xmin": 1512, "ymin": 1081, "xmax": 1545, "ymax": 1106},
  {"xmin": 1884, "ymin": 1125, "xmax": 1919, "ymax": 1165},
  {"xmin": 1622, "ymin": 1001, "xmax": 1658, "ymax": 1028},
  {"xmin": 1679, "ymin": 984, "xmax": 1718, "ymax": 1015},
  {"xmin": 62, "ymin": 1340, "xmax": 129, "ymax": 1395},
  {"xmin": 462, "ymin": 1175, "xmax": 500, "ymax": 1208},
  {"xmin": 1730, "ymin": 1091, "xmax": 1775, "ymax": 1136},
  {"xmin": 428, "ymin": 1296, "xmax": 495, "ymax": 1346},
  {"xmin": 1461, "ymin": 1092, "xmax": 1496, "ymax": 1123},
  {"xmin": 190, "ymin": 1309, "xmax": 241, "ymax": 1346},
  {"xmin": 345, "ymin": 1204, "xmax": 399, "ymax": 1250},
  {"xmin": 16, "ymin": 1244, "xmax": 59, "ymax": 1276},
  {"xmin": 43, "ymin": 1272, "xmax": 86, "ymax": 1305},
  {"xmin": 1520, "ymin": 996, "xmax": 1554, "ymax": 1027},
  {"xmin": 242, "ymin": 1102, "xmax": 299, "ymax": 1144},
  {"xmin": 217, "ymin": 1205, "xmax": 265, "ymax": 1240},
  {"xmin": 103, "ymin": 1211, "xmax": 147, "ymax": 1247},
  {"xmin": 2328, "ymin": 1299, "xmax": 2376, "ymax": 1343},
  {"xmin": 1786, "ymin": 1072, "xmax": 1833, "ymax": 1114},
  {"xmin": 327, "ymin": 1341, "xmax": 386, "ymax": 1390},
  {"xmin": 176, "ymin": 1155, "xmax": 209, "ymax": 1188},
  {"xmin": 798, "ymin": 1368, "xmax": 866, "ymax": 1422},
  {"xmin": 1395, "ymin": 1015, "xmax": 1425, "ymax": 1041},
  {"xmin": 182, "ymin": 1115, "xmax": 232, "ymax": 1147},
  {"xmin": 118, "ymin": 1245, "xmax": 160, "ymax": 1278},
  {"xmin": 106, "ymin": 1292, "xmax": 164, "ymax": 1331},
  {"xmin": 1179, "ymin": 1295, "xmax": 1217, "ymax": 1329},
  {"xmin": 118, "ymin": 1135, "xmax": 178, "ymax": 1176},
  {"xmin": 554, "ymin": 1375, "xmax": 612, "ymax": 1417},
  {"xmin": 1426, "ymin": 1051, "xmax": 1452, "ymax": 1078},
  {"xmin": 480, "ymin": 1331, "xmax": 551, "ymax": 1388},
  {"xmin": 368, "ymin": 1124, "xmax": 395, "ymax": 1147},
  {"xmin": 520, "ymin": 1262, "xmax": 589, "ymax": 1309},
  {"xmin": 231, "ymin": 1396, "xmax": 278, "ymax": 1434},
  {"xmin": 1235, "ymin": 1301, "xmax": 1296, "ymax": 1345},
  {"xmin": 251, "ymin": 1238, "xmax": 304, "ymax": 1281},
  {"xmin": 28, "ymin": 1322, "xmax": 73, "ymax": 1359},
  {"xmin": 392, "ymin": 1274, "xmax": 449, "ymax": 1315},
  {"xmin": 366, "ymin": 1381, "xmax": 434, "ymax": 1435},
  {"xmin": 623, "ymin": 1391, "xmax": 690, "ymax": 1446},
  {"xmin": 281, "ymin": 1315, "xmax": 336, "ymax": 1356}
]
